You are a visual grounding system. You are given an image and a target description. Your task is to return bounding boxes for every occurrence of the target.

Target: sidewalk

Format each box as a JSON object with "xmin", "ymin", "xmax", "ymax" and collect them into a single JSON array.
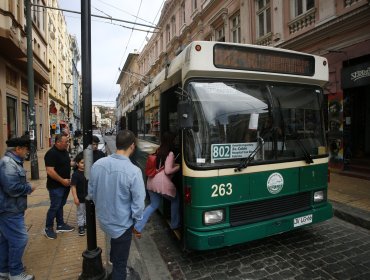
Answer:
[
  {"xmin": 22, "ymin": 150, "xmax": 370, "ymax": 279},
  {"xmin": 23, "ymin": 149, "xmax": 109, "ymax": 279}
]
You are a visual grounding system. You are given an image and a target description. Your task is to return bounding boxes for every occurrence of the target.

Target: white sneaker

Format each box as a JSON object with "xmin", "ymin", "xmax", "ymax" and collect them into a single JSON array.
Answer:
[
  {"xmin": 0, "ymin": 272, "xmax": 9, "ymax": 280},
  {"xmin": 9, "ymin": 272, "xmax": 34, "ymax": 280}
]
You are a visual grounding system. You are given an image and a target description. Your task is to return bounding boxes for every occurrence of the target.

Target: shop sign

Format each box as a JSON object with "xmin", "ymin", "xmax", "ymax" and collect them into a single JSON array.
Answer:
[{"xmin": 342, "ymin": 62, "xmax": 370, "ymax": 89}]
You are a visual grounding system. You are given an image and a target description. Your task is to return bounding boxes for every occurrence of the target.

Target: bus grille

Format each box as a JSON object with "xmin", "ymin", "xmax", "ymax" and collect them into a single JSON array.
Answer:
[{"xmin": 229, "ymin": 192, "xmax": 311, "ymax": 226}]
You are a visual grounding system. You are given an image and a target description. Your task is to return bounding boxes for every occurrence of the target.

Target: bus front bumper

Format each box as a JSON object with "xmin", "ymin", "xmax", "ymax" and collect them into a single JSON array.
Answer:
[{"xmin": 185, "ymin": 203, "xmax": 333, "ymax": 251}]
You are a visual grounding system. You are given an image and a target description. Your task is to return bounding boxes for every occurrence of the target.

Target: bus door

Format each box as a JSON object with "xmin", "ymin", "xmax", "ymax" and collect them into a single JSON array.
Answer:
[{"xmin": 159, "ymin": 86, "xmax": 183, "ymax": 232}]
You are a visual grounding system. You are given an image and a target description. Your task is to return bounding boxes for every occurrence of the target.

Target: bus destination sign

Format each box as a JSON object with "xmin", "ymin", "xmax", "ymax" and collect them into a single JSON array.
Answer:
[
  {"xmin": 214, "ymin": 44, "xmax": 315, "ymax": 76},
  {"xmin": 211, "ymin": 143, "xmax": 258, "ymax": 161}
]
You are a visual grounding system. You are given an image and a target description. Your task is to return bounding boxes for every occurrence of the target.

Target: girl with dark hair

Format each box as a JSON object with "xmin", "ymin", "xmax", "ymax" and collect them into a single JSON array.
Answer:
[{"xmin": 134, "ymin": 132, "xmax": 180, "ymax": 237}]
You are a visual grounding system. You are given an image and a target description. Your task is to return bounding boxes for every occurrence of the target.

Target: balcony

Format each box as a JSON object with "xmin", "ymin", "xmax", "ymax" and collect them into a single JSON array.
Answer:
[{"xmin": 288, "ymin": 8, "xmax": 316, "ymax": 34}]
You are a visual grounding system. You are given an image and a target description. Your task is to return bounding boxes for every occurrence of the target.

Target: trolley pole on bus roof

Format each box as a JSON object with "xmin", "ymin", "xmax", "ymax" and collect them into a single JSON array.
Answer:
[
  {"xmin": 25, "ymin": 0, "xmax": 39, "ymax": 180},
  {"xmin": 78, "ymin": 0, "xmax": 105, "ymax": 279}
]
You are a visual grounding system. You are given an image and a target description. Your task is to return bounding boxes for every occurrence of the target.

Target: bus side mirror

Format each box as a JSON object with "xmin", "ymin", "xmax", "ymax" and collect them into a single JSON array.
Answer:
[{"xmin": 177, "ymin": 100, "xmax": 193, "ymax": 129}]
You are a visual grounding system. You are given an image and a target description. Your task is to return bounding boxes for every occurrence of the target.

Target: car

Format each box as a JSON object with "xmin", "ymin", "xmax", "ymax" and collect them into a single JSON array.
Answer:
[{"xmin": 76, "ymin": 134, "xmax": 106, "ymax": 154}]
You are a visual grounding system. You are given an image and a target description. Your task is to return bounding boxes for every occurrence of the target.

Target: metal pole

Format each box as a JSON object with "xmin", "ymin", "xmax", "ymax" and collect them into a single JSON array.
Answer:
[
  {"xmin": 25, "ymin": 0, "xmax": 39, "ymax": 179},
  {"xmin": 62, "ymin": 82, "xmax": 73, "ymax": 153},
  {"xmin": 79, "ymin": 0, "xmax": 105, "ymax": 279}
]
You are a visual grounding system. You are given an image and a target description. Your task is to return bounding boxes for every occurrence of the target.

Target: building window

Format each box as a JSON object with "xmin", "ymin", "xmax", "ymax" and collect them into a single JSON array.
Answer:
[
  {"xmin": 256, "ymin": 0, "xmax": 271, "ymax": 38},
  {"xmin": 166, "ymin": 24, "xmax": 171, "ymax": 43},
  {"xmin": 231, "ymin": 13, "xmax": 241, "ymax": 43},
  {"xmin": 192, "ymin": 0, "xmax": 197, "ymax": 11},
  {"xmin": 7, "ymin": 97, "xmax": 17, "ymax": 139},
  {"xmin": 292, "ymin": 0, "xmax": 314, "ymax": 17},
  {"xmin": 6, "ymin": 67, "xmax": 18, "ymax": 88},
  {"xmin": 22, "ymin": 102, "xmax": 29, "ymax": 135},
  {"xmin": 180, "ymin": 2, "xmax": 185, "ymax": 24},
  {"xmin": 171, "ymin": 16, "xmax": 176, "ymax": 37},
  {"xmin": 215, "ymin": 25, "xmax": 225, "ymax": 42}
]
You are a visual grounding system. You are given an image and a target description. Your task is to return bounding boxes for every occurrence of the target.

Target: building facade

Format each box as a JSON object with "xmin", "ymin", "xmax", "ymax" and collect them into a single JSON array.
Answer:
[
  {"xmin": 0, "ymin": 0, "xmax": 50, "ymax": 154},
  {"xmin": 117, "ymin": 0, "xmax": 370, "ymax": 175},
  {"xmin": 47, "ymin": 0, "xmax": 77, "ymax": 145}
]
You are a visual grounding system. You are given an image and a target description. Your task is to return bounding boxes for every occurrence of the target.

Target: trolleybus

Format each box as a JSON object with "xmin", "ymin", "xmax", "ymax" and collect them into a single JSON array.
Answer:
[{"xmin": 126, "ymin": 41, "xmax": 332, "ymax": 250}]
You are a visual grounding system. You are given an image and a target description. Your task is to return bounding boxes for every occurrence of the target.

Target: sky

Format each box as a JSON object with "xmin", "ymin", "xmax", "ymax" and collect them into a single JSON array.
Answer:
[{"xmin": 58, "ymin": 0, "xmax": 165, "ymax": 106}]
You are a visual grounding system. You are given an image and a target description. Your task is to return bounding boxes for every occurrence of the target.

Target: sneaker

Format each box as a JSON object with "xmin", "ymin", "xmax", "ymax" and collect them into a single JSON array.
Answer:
[
  {"xmin": 9, "ymin": 272, "xmax": 34, "ymax": 280},
  {"xmin": 56, "ymin": 223, "xmax": 74, "ymax": 233},
  {"xmin": 0, "ymin": 272, "xmax": 9, "ymax": 280},
  {"xmin": 44, "ymin": 227, "xmax": 57, "ymax": 239},
  {"xmin": 78, "ymin": 226, "xmax": 85, "ymax": 236}
]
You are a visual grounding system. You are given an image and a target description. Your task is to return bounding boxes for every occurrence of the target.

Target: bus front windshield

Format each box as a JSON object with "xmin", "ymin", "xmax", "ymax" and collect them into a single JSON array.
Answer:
[{"xmin": 184, "ymin": 80, "xmax": 327, "ymax": 169}]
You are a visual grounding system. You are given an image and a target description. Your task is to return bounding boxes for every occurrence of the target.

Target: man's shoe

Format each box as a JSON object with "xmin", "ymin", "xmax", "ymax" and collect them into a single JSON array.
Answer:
[
  {"xmin": 44, "ymin": 227, "xmax": 57, "ymax": 239},
  {"xmin": 56, "ymin": 223, "xmax": 74, "ymax": 233},
  {"xmin": 0, "ymin": 272, "xmax": 9, "ymax": 280},
  {"xmin": 9, "ymin": 272, "xmax": 34, "ymax": 280},
  {"xmin": 78, "ymin": 226, "xmax": 85, "ymax": 236}
]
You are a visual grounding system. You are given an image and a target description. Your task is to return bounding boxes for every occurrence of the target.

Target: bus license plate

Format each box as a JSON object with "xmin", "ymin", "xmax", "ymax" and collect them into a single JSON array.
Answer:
[{"xmin": 293, "ymin": 214, "xmax": 312, "ymax": 227}]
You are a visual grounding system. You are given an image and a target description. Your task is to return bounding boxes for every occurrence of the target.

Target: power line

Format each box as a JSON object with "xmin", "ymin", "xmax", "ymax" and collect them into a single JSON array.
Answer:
[
  {"xmin": 96, "ymin": 0, "xmax": 155, "ymax": 26},
  {"xmin": 31, "ymin": 3, "xmax": 160, "ymax": 30}
]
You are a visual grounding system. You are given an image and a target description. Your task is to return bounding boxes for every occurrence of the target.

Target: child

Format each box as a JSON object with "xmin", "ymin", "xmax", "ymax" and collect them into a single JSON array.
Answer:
[{"xmin": 70, "ymin": 152, "xmax": 87, "ymax": 236}]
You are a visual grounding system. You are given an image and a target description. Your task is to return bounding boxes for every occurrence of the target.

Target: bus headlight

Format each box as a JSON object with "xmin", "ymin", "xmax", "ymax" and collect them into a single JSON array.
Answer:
[
  {"xmin": 204, "ymin": 209, "xmax": 224, "ymax": 225},
  {"xmin": 313, "ymin": 190, "xmax": 325, "ymax": 203}
]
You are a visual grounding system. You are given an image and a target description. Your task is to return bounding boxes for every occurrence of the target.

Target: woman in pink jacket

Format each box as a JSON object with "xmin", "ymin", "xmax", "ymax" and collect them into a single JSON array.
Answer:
[{"xmin": 134, "ymin": 132, "xmax": 180, "ymax": 237}]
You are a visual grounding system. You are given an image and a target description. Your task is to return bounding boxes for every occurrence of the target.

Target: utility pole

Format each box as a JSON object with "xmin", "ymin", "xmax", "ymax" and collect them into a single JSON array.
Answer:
[
  {"xmin": 25, "ymin": 0, "xmax": 39, "ymax": 179},
  {"xmin": 78, "ymin": 1, "xmax": 105, "ymax": 279},
  {"xmin": 62, "ymin": 82, "xmax": 73, "ymax": 153}
]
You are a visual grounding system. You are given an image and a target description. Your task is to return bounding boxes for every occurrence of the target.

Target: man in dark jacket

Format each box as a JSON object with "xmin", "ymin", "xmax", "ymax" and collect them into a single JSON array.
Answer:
[{"xmin": 0, "ymin": 137, "xmax": 35, "ymax": 280}]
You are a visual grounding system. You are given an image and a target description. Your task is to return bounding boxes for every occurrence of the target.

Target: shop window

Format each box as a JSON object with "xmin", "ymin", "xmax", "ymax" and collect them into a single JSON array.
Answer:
[
  {"xmin": 256, "ymin": 0, "xmax": 271, "ymax": 38},
  {"xmin": 7, "ymin": 97, "xmax": 17, "ymax": 139}
]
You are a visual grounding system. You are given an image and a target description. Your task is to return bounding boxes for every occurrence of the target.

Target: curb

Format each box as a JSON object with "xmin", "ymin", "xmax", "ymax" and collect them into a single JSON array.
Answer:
[{"xmin": 331, "ymin": 200, "xmax": 370, "ymax": 230}]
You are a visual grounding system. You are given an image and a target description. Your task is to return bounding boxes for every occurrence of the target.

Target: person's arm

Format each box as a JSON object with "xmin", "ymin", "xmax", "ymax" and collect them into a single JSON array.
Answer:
[
  {"xmin": 131, "ymin": 169, "xmax": 146, "ymax": 222},
  {"xmin": 45, "ymin": 167, "xmax": 70, "ymax": 187},
  {"xmin": 0, "ymin": 161, "xmax": 33, "ymax": 196},
  {"xmin": 164, "ymin": 152, "xmax": 180, "ymax": 175},
  {"xmin": 70, "ymin": 185, "xmax": 80, "ymax": 205}
]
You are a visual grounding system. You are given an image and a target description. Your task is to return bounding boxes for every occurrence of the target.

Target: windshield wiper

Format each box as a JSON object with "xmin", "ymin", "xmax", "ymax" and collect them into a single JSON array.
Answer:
[
  {"xmin": 234, "ymin": 136, "xmax": 264, "ymax": 172},
  {"xmin": 295, "ymin": 138, "xmax": 314, "ymax": 164}
]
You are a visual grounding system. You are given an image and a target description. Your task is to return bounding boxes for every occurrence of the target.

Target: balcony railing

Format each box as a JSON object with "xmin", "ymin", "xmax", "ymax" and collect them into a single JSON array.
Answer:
[{"xmin": 288, "ymin": 8, "xmax": 316, "ymax": 34}]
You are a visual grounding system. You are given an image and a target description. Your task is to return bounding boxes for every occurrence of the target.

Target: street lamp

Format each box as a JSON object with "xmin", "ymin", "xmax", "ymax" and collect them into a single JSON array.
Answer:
[{"xmin": 62, "ymin": 82, "xmax": 73, "ymax": 153}]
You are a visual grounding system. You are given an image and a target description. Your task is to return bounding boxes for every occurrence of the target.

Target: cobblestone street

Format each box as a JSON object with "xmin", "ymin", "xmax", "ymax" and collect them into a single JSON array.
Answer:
[{"xmin": 142, "ymin": 214, "xmax": 370, "ymax": 280}]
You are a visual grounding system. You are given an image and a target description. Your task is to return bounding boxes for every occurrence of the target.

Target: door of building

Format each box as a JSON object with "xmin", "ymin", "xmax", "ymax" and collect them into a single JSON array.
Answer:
[{"xmin": 343, "ymin": 86, "xmax": 370, "ymax": 163}]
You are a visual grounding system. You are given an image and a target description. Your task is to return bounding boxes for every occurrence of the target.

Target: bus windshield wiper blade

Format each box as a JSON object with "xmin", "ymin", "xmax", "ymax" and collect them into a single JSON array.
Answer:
[
  {"xmin": 295, "ymin": 138, "xmax": 314, "ymax": 164},
  {"xmin": 234, "ymin": 137, "xmax": 264, "ymax": 172}
]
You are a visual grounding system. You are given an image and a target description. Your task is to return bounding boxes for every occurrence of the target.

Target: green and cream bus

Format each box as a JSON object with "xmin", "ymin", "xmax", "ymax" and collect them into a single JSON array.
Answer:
[{"xmin": 126, "ymin": 41, "xmax": 332, "ymax": 250}]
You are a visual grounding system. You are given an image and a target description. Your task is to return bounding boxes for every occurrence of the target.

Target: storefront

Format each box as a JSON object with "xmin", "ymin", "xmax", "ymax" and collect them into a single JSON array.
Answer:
[
  {"xmin": 342, "ymin": 58, "xmax": 370, "ymax": 169},
  {"xmin": 328, "ymin": 53, "xmax": 370, "ymax": 174}
]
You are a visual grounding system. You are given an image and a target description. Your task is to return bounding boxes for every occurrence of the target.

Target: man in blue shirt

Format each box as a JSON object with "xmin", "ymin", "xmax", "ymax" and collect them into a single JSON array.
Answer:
[
  {"xmin": 0, "ymin": 137, "xmax": 35, "ymax": 280},
  {"xmin": 88, "ymin": 130, "xmax": 145, "ymax": 280}
]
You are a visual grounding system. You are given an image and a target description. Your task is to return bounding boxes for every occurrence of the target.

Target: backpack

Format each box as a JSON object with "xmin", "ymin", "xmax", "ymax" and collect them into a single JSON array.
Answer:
[{"xmin": 145, "ymin": 153, "xmax": 163, "ymax": 177}]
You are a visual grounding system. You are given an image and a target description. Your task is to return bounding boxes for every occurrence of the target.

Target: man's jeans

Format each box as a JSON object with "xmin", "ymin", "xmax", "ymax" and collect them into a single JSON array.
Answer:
[
  {"xmin": 135, "ymin": 190, "xmax": 180, "ymax": 233},
  {"xmin": 110, "ymin": 227, "xmax": 132, "ymax": 280},
  {"xmin": 0, "ymin": 213, "xmax": 28, "ymax": 276},
  {"xmin": 45, "ymin": 187, "xmax": 70, "ymax": 228}
]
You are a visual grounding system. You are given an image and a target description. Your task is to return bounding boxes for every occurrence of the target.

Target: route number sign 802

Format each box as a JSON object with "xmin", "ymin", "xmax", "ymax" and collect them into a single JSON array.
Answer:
[{"xmin": 212, "ymin": 144, "xmax": 231, "ymax": 160}]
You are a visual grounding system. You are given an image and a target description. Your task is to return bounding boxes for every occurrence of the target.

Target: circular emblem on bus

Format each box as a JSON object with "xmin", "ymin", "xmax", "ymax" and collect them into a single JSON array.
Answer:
[{"xmin": 267, "ymin": 172, "xmax": 284, "ymax": 194}]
